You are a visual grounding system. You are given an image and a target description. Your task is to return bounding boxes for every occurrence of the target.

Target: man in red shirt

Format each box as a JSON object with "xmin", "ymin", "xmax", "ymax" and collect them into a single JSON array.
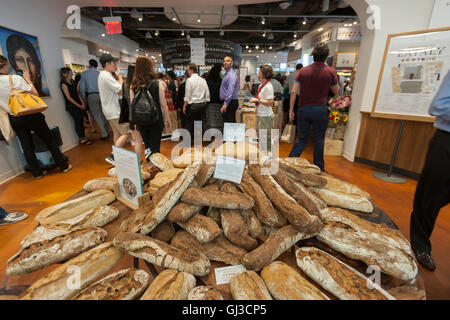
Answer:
[{"xmin": 288, "ymin": 43, "xmax": 339, "ymax": 171}]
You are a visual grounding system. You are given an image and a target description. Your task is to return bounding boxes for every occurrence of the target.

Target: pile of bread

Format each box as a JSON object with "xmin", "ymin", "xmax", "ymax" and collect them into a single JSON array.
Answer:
[{"xmin": 6, "ymin": 148, "xmax": 418, "ymax": 300}]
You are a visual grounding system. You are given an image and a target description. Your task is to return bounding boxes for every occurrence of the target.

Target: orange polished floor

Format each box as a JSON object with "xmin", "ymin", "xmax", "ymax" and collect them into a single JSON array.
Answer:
[{"xmin": 0, "ymin": 134, "xmax": 449, "ymax": 299}]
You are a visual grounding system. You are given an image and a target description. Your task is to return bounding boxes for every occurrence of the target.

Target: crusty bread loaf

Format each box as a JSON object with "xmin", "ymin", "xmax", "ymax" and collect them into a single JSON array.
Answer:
[
  {"xmin": 188, "ymin": 286, "xmax": 224, "ymax": 300},
  {"xmin": 171, "ymin": 231, "xmax": 246, "ymax": 266},
  {"xmin": 279, "ymin": 162, "xmax": 326, "ymax": 188},
  {"xmin": 140, "ymin": 162, "xmax": 201, "ymax": 234},
  {"xmin": 181, "ymin": 186, "xmax": 254, "ymax": 210},
  {"xmin": 140, "ymin": 269, "xmax": 196, "ymax": 300},
  {"xmin": 242, "ymin": 208, "xmax": 263, "ymax": 239},
  {"xmin": 150, "ymin": 220, "xmax": 176, "ymax": 243},
  {"xmin": 322, "ymin": 174, "xmax": 371, "ymax": 199},
  {"xmin": 8, "ymin": 227, "xmax": 107, "ymax": 276},
  {"xmin": 113, "ymin": 232, "xmax": 211, "ymax": 276},
  {"xmin": 21, "ymin": 226, "xmax": 69, "ymax": 249},
  {"xmin": 167, "ymin": 203, "xmax": 201, "ymax": 223},
  {"xmin": 248, "ymin": 164, "xmax": 323, "ymax": 234},
  {"xmin": 261, "ymin": 261, "xmax": 330, "ymax": 300},
  {"xmin": 194, "ymin": 162, "xmax": 216, "ymax": 187},
  {"xmin": 19, "ymin": 242, "xmax": 123, "ymax": 300},
  {"xmin": 206, "ymin": 207, "xmax": 221, "ymax": 226},
  {"xmin": 311, "ymin": 188, "xmax": 373, "ymax": 213},
  {"xmin": 83, "ymin": 177, "xmax": 118, "ymax": 192},
  {"xmin": 172, "ymin": 149, "xmax": 212, "ymax": 168},
  {"xmin": 73, "ymin": 268, "xmax": 150, "ymax": 300},
  {"xmin": 108, "ymin": 167, "xmax": 151, "ymax": 180},
  {"xmin": 177, "ymin": 214, "xmax": 222, "ymax": 243},
  {"xmin": 35, "ymin": 190, "xmax": 116, "ymax": 223},
  {"xmin": 242, "ymin": 225, "xmax": 318, "ymax": 271},
  {"xmin": 239, "ymin": 170, "xmax": 287, "ymax": 227},
  {"xmin": 279, "ymin": 158, "xmax": 321, "ymax": 174},
  {"xmin": 317, "ymin": 208, "xmax": 418, "ymax": 281},
  {"xmin": 40, "ymin": 205, "xmax": 119, "ymax": 232},
  {"xmin": 149, "ymin": 168, "xmax": 184, "ymax": 191},
  {"xmin": 230, "ymin": 270, "xmax": 272, "ymax": 300},
  {"xmin": 149, "ymin": 153, "xmax": 174, "ymax": 171},
  {"xmin": 296, "ymin": 247, "xmax": 395, "ymax": 300}
]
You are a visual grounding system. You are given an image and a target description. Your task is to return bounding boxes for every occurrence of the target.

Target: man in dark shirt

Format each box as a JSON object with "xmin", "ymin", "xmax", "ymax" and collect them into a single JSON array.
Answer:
[{"xmin": 288, "ymin": 43, "xmax": 339, "ymax": 171}]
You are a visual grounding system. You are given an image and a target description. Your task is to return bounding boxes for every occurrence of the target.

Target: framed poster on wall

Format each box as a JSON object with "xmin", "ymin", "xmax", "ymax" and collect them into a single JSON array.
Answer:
[
  {"xmin": 371, "ymin": 27, "xmax": 450, "ymax": 122},
  {"xmin": 0, "ymin": 26, "xmax": 50, "ymax": 97},
  {"xmin": 334, "ymin": 51, "xmax": 358, "ymax": 68}
]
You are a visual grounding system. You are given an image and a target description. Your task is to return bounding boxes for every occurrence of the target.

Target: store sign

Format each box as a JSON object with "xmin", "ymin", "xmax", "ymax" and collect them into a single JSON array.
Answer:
[
  {"xmin": 336, "ymin": 52, "xmax": 357, "ymax": 68},
  {"xmin": 311, "ymin": 29, "xmax": 332, "ymax": 46},
  {"xmin": 287, "ymin": 48, "xmax": 302, "ymax": 62},
  {"xmin": 336, "ymin": 27, "xmax": 362, "ymax": 41},
  {"xmin": 103, "ymin": 17, "xmax": 123, "ymax": 34},
  {"xmin": 190, "ymin": 38, "xmax": 205, "ymax": 65}
]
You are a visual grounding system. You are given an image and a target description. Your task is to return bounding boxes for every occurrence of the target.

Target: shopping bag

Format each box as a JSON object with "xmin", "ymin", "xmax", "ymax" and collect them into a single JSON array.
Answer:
[
  {"xmin": 280, "ymin": 121, "xmax": 296, "ymax": 143},
  {"xmin": 0, "ymin": 110, "xmax": 15, "ymax": 143}
]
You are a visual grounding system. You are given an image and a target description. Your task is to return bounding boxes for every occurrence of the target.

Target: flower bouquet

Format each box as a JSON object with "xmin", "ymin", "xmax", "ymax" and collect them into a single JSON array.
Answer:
[{"xmin": 327, "ymin": 96, "xmax": 351, "ymax": 140}]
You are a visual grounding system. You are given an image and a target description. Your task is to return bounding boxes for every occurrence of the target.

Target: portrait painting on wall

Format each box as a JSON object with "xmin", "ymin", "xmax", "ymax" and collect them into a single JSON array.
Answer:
[{"xmin": 0, "ymin": 26, "xmax": 50, "ymax": 97}]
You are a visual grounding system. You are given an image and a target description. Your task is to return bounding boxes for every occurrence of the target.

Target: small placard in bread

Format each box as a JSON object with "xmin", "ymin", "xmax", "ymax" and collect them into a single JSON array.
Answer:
[
  {"xmin": 140, "ymin": 269, "xmax": 196, "ymax": 300},
  {"xmin": 230, "ymin": 270, "xmax": 273, "ymax": 300}
]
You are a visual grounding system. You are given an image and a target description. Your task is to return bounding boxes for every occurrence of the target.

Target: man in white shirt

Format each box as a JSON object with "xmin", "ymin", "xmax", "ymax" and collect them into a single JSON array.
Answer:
[
  {"xmin": 182, "ymin": 63, "xmax": 210, "ymax": 140},
  {"xmin": 98, "ymin": 53, "xmax": 129, "ymax": 165}
]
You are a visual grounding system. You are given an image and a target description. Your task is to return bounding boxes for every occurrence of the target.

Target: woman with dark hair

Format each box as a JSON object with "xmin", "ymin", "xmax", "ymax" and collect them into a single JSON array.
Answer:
[
  {"xmin": 75, "ymin": 73, "xmax": 95, "ymax": 133},
  {"xmin": 205, "ymin": 64, "xmax": 223, "ymax": 131},
  {"xmin": 6, "ymin": 34, "xmax": 47, "ymax": 97},
  {"xmin": 0, "ymin": 55, "xmax": 71, "ymax": 179},
  {"xmin": 130, "ymin": 56, "xmax": 171, "ymax": 155},
  {"xmin": 165, "ymin": 70, "xmax": 177, "ymax": 104},
  {"xmin": 60, "ymin": 67, "xmax": 92, "ymax": 145}
]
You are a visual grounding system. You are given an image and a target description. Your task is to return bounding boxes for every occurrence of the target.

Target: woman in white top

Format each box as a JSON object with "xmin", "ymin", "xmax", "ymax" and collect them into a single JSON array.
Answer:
[
  {"xmin": 249, "ymin": 64, "xmax": 275, "ymax": 152},
  {"xmin": 0, "ymin": 55, "xmax": 71, "ymax": 179}
]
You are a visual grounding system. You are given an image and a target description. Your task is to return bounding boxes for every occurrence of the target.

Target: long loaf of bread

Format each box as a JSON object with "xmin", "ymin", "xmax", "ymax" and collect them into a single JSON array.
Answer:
[
  {"xmin": 181, "ymin": 186, "xmax": 254, "ymax": 210},
  {"xmin": 230, "ymin": 271, "xmax": 272, "ymax": 300},
  {"xmin": 322, "ymin": 174, "xmax": 371, "ymax": 199},
  {"xmin": 279, "ymin": 158, "xmax": 321, "ymax": 174},
  {"xmin": 188, "ymin": 286, "xmax": 224, "ymax": 300},
  {"xmin": 177, "ymin": 214, "xmax": 222, "ymax": 243},
  {"xmin": 83, "ymin": 177, "xmax": 118, "ymax": 192},
  {"xmin": 279, "ymin": 161, "xmax": 327, "ymax": 187},
  {"xmin": 19, "ymin": 242, "xmax": 123, "ymax": 300},
  {"xmin": 310, "ymin": 188, "xmax": 373, "ymax": 213},
  {"xmin": 113, "ymin": 232, "xmax": 211, "ymax": 276},
  {"xmin": 140, "ymin": 269, "xmax": 196, "ymax": 300},
  {"xmin": 295, "ymin": 247, "xmax": 395, "ymax": 300},
  {"xmin": 167, "ymin": 203, "xmax": 202, "ymax": 223},
  {"xmin": 149, "ymin": 153, "xmax": 174, "ymax": 171}
]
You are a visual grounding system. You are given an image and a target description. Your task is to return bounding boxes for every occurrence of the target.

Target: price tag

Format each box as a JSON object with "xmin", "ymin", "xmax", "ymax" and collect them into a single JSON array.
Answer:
[
  {"xmin": 213, "ymin": 155, "xmax": 245, "ymax": 184},
  {"xmin": 224, "ymin": 122, "xmax": 246, "ymax": 142},
  {"xmin": 214, "ymin": 265, "xmax": 246, "ymax": 285}
]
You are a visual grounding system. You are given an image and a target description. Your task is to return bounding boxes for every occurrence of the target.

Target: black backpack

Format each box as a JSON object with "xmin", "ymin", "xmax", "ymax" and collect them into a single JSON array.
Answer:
[{"xmin": 130, "ymin": 81, "xmax": 160, "ymax": 127}]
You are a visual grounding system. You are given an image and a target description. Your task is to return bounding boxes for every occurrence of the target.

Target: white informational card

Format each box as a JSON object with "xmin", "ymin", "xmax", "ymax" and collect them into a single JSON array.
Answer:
[
  {"xmin": 215, "ymin": 265, "xmax": 246, "ymax": 285},
  {"xmin": 112, "ymin": 146, "xmax": 144, "ymax": 206},
  {"xmin": 224, "ymin": 122, "xmax": 246, "ymax": 142},
  {"xmin": 190, "ymin": 38, "xmax": 205, "ymax": 66},
  {"xmin": 213, "ymin": 155, "xmax": 245, "ymax": 184}
]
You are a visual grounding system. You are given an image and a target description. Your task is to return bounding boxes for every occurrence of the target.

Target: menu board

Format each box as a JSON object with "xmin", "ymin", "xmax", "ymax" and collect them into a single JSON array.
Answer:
[
  {"xmin": 372, "ymin": 27, "xmax": 450, "ymax": 122},
  {"xmin": 190, "ymin": 38, "xmax": 205, "ymax": 66}
]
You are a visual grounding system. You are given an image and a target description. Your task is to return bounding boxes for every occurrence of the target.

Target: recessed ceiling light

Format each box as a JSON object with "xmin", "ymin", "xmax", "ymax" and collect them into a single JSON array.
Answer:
[
  {"xmin": 255, "ymin": 45, "xmax": 259, "ymax": 49},
  {"xmin": 261, "ymin": 17, "xmax": 265, "ymax": 25},
  {"xmin": 155, "ymin": 30, "xmax": 159, "ymax": 36},
  {"xmin": 172, "ymin": 17, "xmax": 176, "ymax": 21},
  {"xmin": 248, "ymin": 49, "xmax": 252, "ymax": 53},
  {"xmin": 101, "ymin": 33, "xmax": 105, "ymax": 37},
  {"xmin": 303, "ymin": 18, "xmax": 307, "ymax": 25},
  {"xmin": 269, "ymin": 46, "xmax": 272, "ymax": 50}
]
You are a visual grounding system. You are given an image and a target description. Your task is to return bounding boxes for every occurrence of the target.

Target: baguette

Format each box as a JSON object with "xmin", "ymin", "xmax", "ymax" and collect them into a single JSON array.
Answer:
[
  {"xmin": 296, "ymin": 247, "xmax": 395, "ymax": 300},
  {"xmin": 230, "ymin": 271, "xmax": 272, "ymax": 300},
  {"xmin": 149, "ymin": 153, "xmax": 174, "ymax": 171},
  {"xmin": 149, "ymin": 168, "xmax": 185, "ymax": 190},
  {"xmin": 21, "ymin": 226, "xmax": 69, "ymax": 249},
  {"xmin": 194, "ymin": 162, "xmax": 216, "ymax": 187},
  {"xmin": 19, "ymin": 242, "xmax": 123, "ymax": 300},
  {"xmin": 206, "ymin": 207, "xmax": 221, "ymax": 226},
  {"xmin": 171, "ymin": 231, "xmax": 246, "ymax": 266},
  {"xmin": 167, "ymin": 203, "xmax": 201, "ymax": 223},
  {"xmin": 317, "ymin": 208, "xmax": 417, "ymax": 281},
  {"xmin": 322, "ymin": 174, "xmax": 371, "ymax": 199},
  {"xmin": 261, "ymin": 261, "xmax": 329, "ymax": 300},
  {"xmin": 181, "ymin": 186, "xmax": 254, "ymax": 210},
  {"xmin": 177, "ymin": 214, "xmax": 222, "ymax": 243},
  {"xmin": 7, "ymin": 227, "xmax": 107, "ymax": 276},
  {"xmin": 83, "ymin": 177, "xmax": 118, "ymax": 192},
  {"xmin": 113, "ymin": 232, "xmax": 211, "ymax": 276},
  {"xmin": 35, "ymin": 190, "xmax": 115, "ymax": 223},
  {"xmin": 242, "ymin": 225, "xmax": 318, "ymax": 271},
  {"xmin": 279, "ymin": 161, "xmax": 327, "ymax": 187},
  {"xmin": 311, "ymin": 188, "xmax": 373, "ymax": 213},
  {"xmin": 140, "ymin": 269, "xmax": 196, "ymax": 300},
  {"xmin": 73, "ymin": 268, "xmax": 150, "ymax": 300},
  {"xmin": 242, "ymin": 209, "xmax": 263, "ymax": 238},
  {"xmin": 239, "ymin": 170, "xmax": 287, "ymax": 227},
  {"xmin": 248, "ymin": 164, "xmax": 323, "ymax": 234},
  {"xmin": 188, "ymin": 286, "xmax": 224, "ymax": 300},
  {"xmin": 150, "ymin": 220, "xmax": 176, "ymax": 243},
  {"xmin": 140, "ymin": 162, "xmax": 201, "ymax": 234},
  {"xmin": 279, "ymin": 158, "xmax": 321, "ymax": 174},
  {"xmin": 108, "ymin": 167, "xmax": 151, "ymax": 180}
]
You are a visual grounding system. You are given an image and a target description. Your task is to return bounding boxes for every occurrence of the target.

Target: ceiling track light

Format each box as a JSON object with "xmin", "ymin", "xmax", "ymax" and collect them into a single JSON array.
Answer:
[
  {"xmin": 261, "ymin": 17, "xmax": 265, "ymax": 25},
  {"xmin": 181, "ymin": 30, "xmax": 184, "ymax": 36},
  {"xmin": 263, "ymin": 31, "xmax": 266, "ymax": 37},
  {"xmin": 155, "ymin": 30, "xmax": 159, "ymax": 36},
  {"xmin": 255, "ymin": 45, "xmax": 259, "ymax": 49},
  {"xmin": 303, "ymin": 17, "xmax": 307, "ymax": 25},
  {"xmin": 294, "ymin": 32, "xmax": 297, "ymax": 38}
]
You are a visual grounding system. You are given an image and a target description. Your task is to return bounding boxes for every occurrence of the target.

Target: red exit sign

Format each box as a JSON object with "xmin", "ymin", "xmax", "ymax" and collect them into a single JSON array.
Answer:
[{"xmin": 103, "ymin": 16, "xmax": 122, "ymax": 34}]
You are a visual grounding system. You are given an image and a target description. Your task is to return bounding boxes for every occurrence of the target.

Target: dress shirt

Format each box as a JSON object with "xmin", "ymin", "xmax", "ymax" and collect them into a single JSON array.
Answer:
[
  {"xmin": 429, "ymin": 70, "xmax": 450, "ymax": 133},
  {"xmin": 80, "ymin": 67, "xmax": 100, "ymax": 99},
  {"xmin": 184, "ymin": 73, "xmax": 210, "ymax": 104},
  {"xmin": 220, "ymin": 68, "xmax": 238, "ymax": 106},
  {"xmin": 98, "ymin": 71, "xmax": 121, "ymax": 120}
]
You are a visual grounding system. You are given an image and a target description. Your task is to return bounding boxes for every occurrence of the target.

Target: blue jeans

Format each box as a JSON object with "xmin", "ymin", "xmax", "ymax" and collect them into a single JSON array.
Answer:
[{"xmin": 288, "ymin": 105, "xmax": 329, "ymax": 170}]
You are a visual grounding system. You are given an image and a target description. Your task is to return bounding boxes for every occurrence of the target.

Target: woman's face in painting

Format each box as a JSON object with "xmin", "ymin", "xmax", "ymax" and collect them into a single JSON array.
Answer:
[{"xmin": 14, "ymin": 48, "xmax": 37, "ymax": 82}]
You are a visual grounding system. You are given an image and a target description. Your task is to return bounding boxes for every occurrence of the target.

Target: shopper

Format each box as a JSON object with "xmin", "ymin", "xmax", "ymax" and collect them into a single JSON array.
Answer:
[
  {"xmin": 287, "ymin": 63, "xmax": 303, "ymax": 123},
  {"xmin": 120, "ymin": 64, "xmax": 145, "ymax": 162},
  {"xmin": 166, "ymin": 70, "xmax": 178, "ymax": 104},
  {"xmin": 60, "ymin": 67, "xmax": 92, "ymax": 145},
  {"xmin": 80, "ymin": 59, "xmax": 109, "ymax": 139},
  {"xmin": 176, "ymin": 70, "xmax": 189, "ymax": 129},
  {"xmin": 270, "ymin": 76, "xmax": 283, "ymax": 100},
  {"xmin": 130, "ymin": 55, "xmax": 171, "ymax": 155},
  {"xmin": 249, "ymin": 64, "xmax": 275, "ymax": 153},
  {"xmin": 288, "ymin": 44, "xmax": 339, "ymax": 171},
  {"xmin": 98, "ymin": 53, "xmax": 129, "ymax": 165},
  {"xmin": 220, "ymin": 56, "xmax": 239, "ymax": 123},
  {"xmin": 243, "ymin": 75, "xmax": 253, "ymax": 97},
  {"xmin": 206, "ymin": 64, "xmax": 224, "ymax": 132},
  {"xmin": 0, "ymin": 206, "xmax": 28, "ymax": 226},
  {"xmin": 75, "ymin": 73, "xmax": 94, "ymax": 133},
  {"xmin": 183, "ymin": 63, "xmax": 210, "ymax": 140},
  {"xmin": 410, "ymin": 70, "xmax": 450, "ymax": 271},
  {"xmin": 0, "ymin": 55, "xmax": 71, "ymax": 178}
]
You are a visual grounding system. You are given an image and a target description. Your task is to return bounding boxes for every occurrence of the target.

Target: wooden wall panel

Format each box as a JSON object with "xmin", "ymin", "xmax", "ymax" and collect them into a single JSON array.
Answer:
[{"xmin": 356, "ymin": 114, "xmax": 436, "ymax": 174}]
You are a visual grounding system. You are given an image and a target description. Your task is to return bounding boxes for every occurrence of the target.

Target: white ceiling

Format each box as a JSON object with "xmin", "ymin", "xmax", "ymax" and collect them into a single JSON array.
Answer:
[{"xmin": 163, "ymin": 6, "xmax": 239, "ymax": 29}]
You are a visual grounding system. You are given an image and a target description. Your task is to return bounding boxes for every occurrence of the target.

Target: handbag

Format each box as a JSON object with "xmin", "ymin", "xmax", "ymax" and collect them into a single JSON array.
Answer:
[
  {"xmin": 280, "ymin": 120, "xmax": 296, "ymax": 143},
  {"xmin": 8, "ymin": 75, "xmax": 48, "ymax": 116},
  {"xmin": 0, "ymin": 110, "xmax": 15, "ymax": 143},
  {"xmin": 130, "ymin": 81, "xmax": 161, "ymax": 127}
]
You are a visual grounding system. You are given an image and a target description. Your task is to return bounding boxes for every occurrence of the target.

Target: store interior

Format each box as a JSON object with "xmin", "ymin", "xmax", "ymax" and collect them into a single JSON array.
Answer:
[{"xmin": 0, "ymin": 0, "xmax": 449, "ymax": 301}]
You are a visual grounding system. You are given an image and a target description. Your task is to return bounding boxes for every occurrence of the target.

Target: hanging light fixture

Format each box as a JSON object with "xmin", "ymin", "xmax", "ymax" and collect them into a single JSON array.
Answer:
[
  {"xmin": 145, "ymin": 31, "xmax": 152, "ymax": 39},
  {"xmin": 255, "ymin": 45, "xmax": 259, "ymax": 49},
  {"xmin": 353, "ymin": 20, "xmax": 358, "ymax": 24},
  {"xmin": 294, "ymin": 32, "xmax": 297, "ymax": 38},
  {"xmin": 261, "ymin": 17, "xmax": 265, "ymax": 25},
  {"xmin": 261, "ymin": 49, "xmax": 265, "ymax": 53},
  {"xmin": 155, "ymin": 30, "xmax": 159, "ymax": 36},
  {"xmin": 248, "ymin": 49, "xmax": 252, "ymax": 53},
  {"xmin": 181, "ymin": 30, "xmax": 185, "ymax": 36},
  {"xmin": 268, "ymin": 33, "xmax": 274, "ymax": 40},
  {"xmin": 197, "ymin": 14, "xmax": 201, "ymax": 23},
  {"xmin": 263, "ymin": 31, "xmax": 266, "ymax": 37},
  {"xmin": 269, "ymin": 45, "xmax": 272, "ymax": 50},
  {"xmin": 246, "ymin": 45, "xmax": 249, "ymax": 49},
  {"xmin": 303, "ymin": 17, "xmax": 307, "ymax": 25},
  {"xmin": 172, "ymin": 17, "xmax": 177, "ymax": 21}
]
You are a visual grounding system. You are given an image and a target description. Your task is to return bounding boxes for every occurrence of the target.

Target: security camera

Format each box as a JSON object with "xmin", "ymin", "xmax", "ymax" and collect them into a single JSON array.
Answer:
[{"xmin": 279, "ymin": 1, "xmax": 292, "ymax": 10}]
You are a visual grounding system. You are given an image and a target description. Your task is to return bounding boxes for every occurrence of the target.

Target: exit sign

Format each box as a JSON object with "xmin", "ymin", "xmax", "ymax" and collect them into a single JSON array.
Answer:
[{"xmin": 103, "ymin": 16, "xmax": 122, "ymax": 34}]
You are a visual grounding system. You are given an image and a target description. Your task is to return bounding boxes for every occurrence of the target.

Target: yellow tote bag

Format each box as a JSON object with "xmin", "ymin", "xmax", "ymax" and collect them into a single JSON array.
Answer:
[{"xmin": 8, "ymin": 75, "xmax": 47, "ymax": 116}]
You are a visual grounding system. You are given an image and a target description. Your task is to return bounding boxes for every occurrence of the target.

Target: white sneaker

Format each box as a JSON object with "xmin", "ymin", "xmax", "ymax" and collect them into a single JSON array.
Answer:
[{"xmin": 0, "ymin": 212, "xmax": 28, "ymax": 226}]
